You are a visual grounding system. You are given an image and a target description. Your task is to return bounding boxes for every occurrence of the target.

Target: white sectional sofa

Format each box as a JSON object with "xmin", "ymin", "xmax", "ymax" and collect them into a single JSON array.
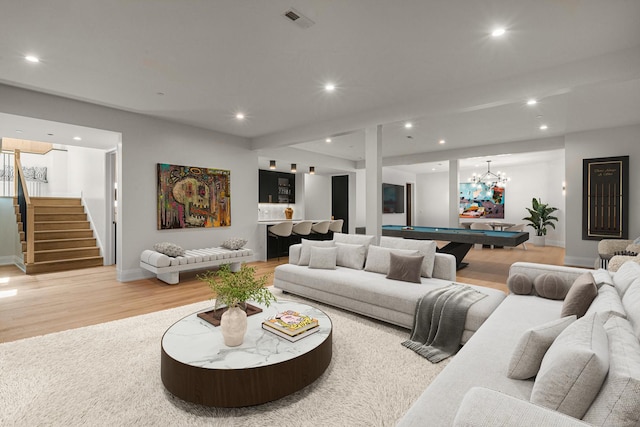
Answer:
[
  {"xmin": 399, "ymin": 261, "xmax": 640, "ymax": 426},
  {"xmin": 273, "ymin": 233, "xmax": 506, "ymax": 345}
]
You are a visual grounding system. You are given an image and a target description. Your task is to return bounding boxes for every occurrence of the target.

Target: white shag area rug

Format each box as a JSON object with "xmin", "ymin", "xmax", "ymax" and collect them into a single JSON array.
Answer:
[{"xmin": 0, "ymin": 291, "xmax": 448, "ymax": 426}]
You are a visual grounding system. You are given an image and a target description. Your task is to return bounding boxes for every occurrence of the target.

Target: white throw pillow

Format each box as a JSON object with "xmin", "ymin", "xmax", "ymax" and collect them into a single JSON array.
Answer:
[
  {"xmin": 530, "ymin": 313, "xmax": 609, "ymax": 419},
  {"xmin": 379, "ymin": 236, "xmax": 437, "ymax": 278},
  {"xmin": 612, "ymin": 261, "xmax": 640, "ymax": 297},
  {"xmin": 591, "ymin": 268, "xmax": 614, "ymax": 288},
  {"xmin": 153, "ymin": 242, "xmax": 185, "ymax": 257},
  {"xmin": 308, "ymin": 246, "xmax": 337, "ymax": 270},
  {"xmin": 297, "ymin": 239, "xmax": 336, "ymax": 266},
  {"xmin": 585, "ymin": 284, "xmax": 627, "ymax": 320},
  {"xmin": 507, "ymin": 316, "xmax": 577, "ymax": 380},
  {"xmin": 333, "ymin": 233, "xmax": 376, "ymax": 249},
  {"xmin": 583, "ymin": 315, "xmax": 640, "ymax": 426},
  {"xmin": 335, "ymin": 242, "xmax": 367, "ymax": 270},
  {"xmin": 364, "ymin": 245, "xmax": 420, "ymax": 275},
  {"xmin": 221, "ymin": 237, "xmax": 247, "ymax": 250}
]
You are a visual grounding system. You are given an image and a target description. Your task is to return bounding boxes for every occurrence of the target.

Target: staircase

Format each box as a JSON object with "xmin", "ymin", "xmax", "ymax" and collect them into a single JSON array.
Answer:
[{"xmin": 15, "ymin": 197, "xmax": 104, "ymax": 274}]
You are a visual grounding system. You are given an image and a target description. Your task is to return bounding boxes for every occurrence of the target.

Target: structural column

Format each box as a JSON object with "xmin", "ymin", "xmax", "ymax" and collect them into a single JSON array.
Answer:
[
  {"xmin": 365, "ymin": 125, "xmax": 382, "ymax": 240},
  {"xmin": 449, "ymin": 159, "xmax": 460, "ymax": 227}
]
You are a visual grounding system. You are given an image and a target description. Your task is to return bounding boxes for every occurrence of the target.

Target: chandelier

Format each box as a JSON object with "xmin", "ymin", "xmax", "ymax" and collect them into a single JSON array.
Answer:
[{"xmin": 469, "ymin": 160, "xmax": 509, "ymax": 188}]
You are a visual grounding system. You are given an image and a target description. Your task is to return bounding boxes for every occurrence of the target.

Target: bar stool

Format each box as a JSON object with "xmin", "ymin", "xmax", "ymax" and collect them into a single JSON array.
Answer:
[
  {"xmin": 291, "ymin": 220, "xmax": 313, "ymax": 244},
  {"xmin": 310, "ymin": 220, "xmax": 331, "ymax": 240},
  {"xmin": 268, "ymin": 221, "xmax": 293, "ymax": 259},
  {"xmin": 328, "ymin": 219, "xmax": 344, "ymax": 234}
]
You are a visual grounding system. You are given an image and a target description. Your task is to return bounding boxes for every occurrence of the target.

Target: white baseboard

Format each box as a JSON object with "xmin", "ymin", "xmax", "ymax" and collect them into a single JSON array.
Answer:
[
  {"xmin": 564, "ymin": 256, "xmax": 595, "ymax": 268},
  {"xmin": 118, "ymin": 268, "xmax": 155, "ymax": 283}
]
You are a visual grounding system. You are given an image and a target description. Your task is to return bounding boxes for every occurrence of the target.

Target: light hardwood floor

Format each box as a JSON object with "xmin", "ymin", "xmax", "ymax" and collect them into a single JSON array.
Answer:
[{"xmin": 0, "ymin": 244, "xmax": 566, "ymax": 343}]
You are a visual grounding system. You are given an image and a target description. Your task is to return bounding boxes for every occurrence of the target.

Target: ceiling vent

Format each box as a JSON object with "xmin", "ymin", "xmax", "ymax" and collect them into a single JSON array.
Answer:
[{"xmin": 283, "ymin": 8, "xmax": 315, "ymax": 29}]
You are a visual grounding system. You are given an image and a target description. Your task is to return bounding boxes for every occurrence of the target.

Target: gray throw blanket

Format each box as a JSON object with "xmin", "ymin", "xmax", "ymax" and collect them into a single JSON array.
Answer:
[{"xmin": 402, "ymin": 284, "xmax": 487, "ymax": 363}]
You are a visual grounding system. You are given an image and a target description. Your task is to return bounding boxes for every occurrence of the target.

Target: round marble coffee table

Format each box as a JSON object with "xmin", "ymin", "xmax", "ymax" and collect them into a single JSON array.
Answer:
[{"xmin": 161, "ymin": 300, "xmax": 332, "ymax": 407}]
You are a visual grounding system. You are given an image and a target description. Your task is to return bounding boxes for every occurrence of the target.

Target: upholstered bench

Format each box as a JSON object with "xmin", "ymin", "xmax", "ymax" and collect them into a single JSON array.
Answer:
[{"xmin": 140, "ymin": 247, "xmax": 254, "ymax": 284}]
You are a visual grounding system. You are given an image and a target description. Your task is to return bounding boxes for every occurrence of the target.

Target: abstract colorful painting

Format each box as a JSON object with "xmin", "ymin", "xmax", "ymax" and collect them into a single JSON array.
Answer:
[
  {"xmin": 459, "ymin": 182, "xmax": 505, "ymax": 219},
  {"xmin": 157, "ymin": 163, "xmax": 231, "ymax": 229}
]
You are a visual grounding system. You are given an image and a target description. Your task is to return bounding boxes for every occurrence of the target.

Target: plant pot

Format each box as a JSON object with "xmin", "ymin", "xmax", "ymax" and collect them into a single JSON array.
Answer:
[
  {"xmin": 530, "ymin": 235, "xmax": 546, "ymax": 247},
  {"xmin": 220, "ymin": 306, "xmax": 247, "ymax": 347}
]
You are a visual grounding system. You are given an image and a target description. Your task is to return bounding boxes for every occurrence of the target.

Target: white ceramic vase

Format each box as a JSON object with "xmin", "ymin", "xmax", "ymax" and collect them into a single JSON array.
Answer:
[{"xmin": 220, "ymin": 306, "xmax": 247, "ymax": 347}]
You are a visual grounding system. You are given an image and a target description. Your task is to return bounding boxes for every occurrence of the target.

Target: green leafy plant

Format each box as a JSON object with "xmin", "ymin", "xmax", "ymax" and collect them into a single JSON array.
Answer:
[
  {"xmin": 523, "ymin": 197, "xmax": 559, "ymax": 236},
  {"xmin": 198, "ymin": 264, "xmax": 276, "ymax": 310}
]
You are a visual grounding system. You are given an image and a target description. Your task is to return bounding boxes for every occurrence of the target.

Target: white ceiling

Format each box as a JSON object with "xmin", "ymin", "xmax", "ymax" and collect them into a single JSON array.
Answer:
[{"xmin": 1, "ymin": 1, "xmax": 639, "ymax": 172}]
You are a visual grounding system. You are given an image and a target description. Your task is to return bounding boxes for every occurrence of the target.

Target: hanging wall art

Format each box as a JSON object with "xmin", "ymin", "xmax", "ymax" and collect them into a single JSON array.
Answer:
[
  {"xmin": 582, "ymin": 156, "xmax": 628, "ymax": 240},
  {"xmin": 157, "ymin": 163, "xmax": 231, "ymax": 230}
]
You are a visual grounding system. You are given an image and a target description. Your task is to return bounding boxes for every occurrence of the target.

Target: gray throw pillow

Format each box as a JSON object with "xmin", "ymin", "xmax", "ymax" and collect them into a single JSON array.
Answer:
[
  {"xmin": 153, "ymin": 242, "xmax": 185, "ymax": 257},
  {"xmin": 386, "ymin": 252, "xmax": 424, "ymax": 283},
  {"xmin": 561, "ymin": 273, "xmax": 598, "ymax": 318},
  {"xmin": 378, "ymin": 236, "xmax": 437, "ymax": 278},
  {"xmin": 533, "ymin": 273, "xmax": 571, "ymax": 300},
  {"xmin": 530, "ymin": 313, "xmax": 609, "ymax": 419},
  {"xmin": 308, "ymin": 246, "xmax": 337, "ymax": 270},
  {"xmin": 364, "ymin": 246, "xmax": 421, "ymax": 275},
  {"xmin": 221, "ymin": 237, "xmax": 247, "ymax": 250},
  {"xmin": 507, "ymin": 315, "xmax": 576, "ymax": 380},
  {"xmin": 507, "ymin": 273, "xmax": 533, "ymax": 295}
]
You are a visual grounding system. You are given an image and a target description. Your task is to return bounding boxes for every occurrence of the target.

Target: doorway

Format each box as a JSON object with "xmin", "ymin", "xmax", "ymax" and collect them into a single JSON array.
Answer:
[{"xmin": 331, "ymin": 175, "xmax": 349, "ymax": 232}]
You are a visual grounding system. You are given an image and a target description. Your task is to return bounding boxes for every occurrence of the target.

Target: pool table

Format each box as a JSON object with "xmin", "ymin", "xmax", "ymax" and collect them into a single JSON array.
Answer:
[{"xmin": 381, "ymin": 225, "xmax": 529, "ymax": 269}]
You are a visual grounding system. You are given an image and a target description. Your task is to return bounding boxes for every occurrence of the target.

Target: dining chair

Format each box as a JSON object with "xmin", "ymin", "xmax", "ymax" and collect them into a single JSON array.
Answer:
[{"xmin": 504, "ymin": 224, "xmax": 528, "ymax": 250}]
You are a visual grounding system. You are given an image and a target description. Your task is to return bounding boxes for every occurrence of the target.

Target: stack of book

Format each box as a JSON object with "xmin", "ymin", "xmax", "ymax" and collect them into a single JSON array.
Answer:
[{"xmin": 262, "ymin": 310, "xmax": 319, "ymax": 342}]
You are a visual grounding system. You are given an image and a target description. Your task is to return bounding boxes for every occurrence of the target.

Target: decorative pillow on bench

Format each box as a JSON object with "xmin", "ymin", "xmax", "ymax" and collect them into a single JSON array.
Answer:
[
  {"xmin": 221, "ymin": 237, "xmax": 248, "ymax": 250},
  {"xmin": 153, "ymin": 242, "xmax": 185, "ymax": 257}
]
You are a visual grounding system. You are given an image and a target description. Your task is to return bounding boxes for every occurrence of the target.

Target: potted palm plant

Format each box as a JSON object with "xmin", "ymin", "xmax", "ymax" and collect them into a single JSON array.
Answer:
[
  {"xmin": 199, "ymin": 264, "xmax": 276, "ymax": 347},
  {"xmin": 522, "ymin": 197, "xmax": 559, "ymax": 247}
]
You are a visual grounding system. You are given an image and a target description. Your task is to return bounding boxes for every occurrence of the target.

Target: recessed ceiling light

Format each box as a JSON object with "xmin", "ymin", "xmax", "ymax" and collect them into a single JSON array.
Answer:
[
  {"xmin": 325, "ymin": 138, "xmax": 332, "ymax": 143},
  {"xmin": 25, "ymin": 55, "xmax": 40, "ymax": 63},
  {"xmin": 431, "ymin": 168, "xmax": 436, "ymax": 171},
  {"xmin": 527, "ymin": 99, "xmax": 537, "ymax": 106},
  {"xmin": 324, "ymin": 83, "xmax": 336, "ymax": 92},
  {"xmin": 156, "ymin": 92, "xmax": 165, "ymax": 96},
  {"xmin": 236, "ymin": 112, "xmax": 245, "ymax": 120},
  {"xmin": 539, "ymin": 124, "xmax": 548, "ymax": 130},
  {"xmin": 15, "ymin": 130, "xmax": 23, "ymax": 133},
  {"xmin": 404, "ymin": 122, "xmax": 413, "ymax": 129},
  {"xmin": 73, "ymin": 136, "xmax": 82, "ymax": 141},
  {"xmin": 491, "ymin": 28, "xmax": 506, "ymax": 37},
  {"xmin": 439, "ymin": 139, "xmax": 446, "ymax": 144}
]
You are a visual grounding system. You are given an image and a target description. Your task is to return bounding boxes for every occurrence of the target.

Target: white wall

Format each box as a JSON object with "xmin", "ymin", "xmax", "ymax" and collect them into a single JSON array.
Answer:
[
  {"xmin": 416, "ymin": 171, "xmax": 449, "ymax": 227},
  {"xmin": 354, "ymin": 168, "xmax": 417, "ymax": 229},
  {"xmin": 0, "ymin": 84, "xmax": 259, "ymax": 282},
  {"xmin": 564, "ymin": 124, "xmax": 640, "ymax": 267},
  {"xmin": 66, "ymin": 146, "xmax": 108, "ymax": 253},
  {"xmin": 303, "ymin": 173, "xmax": 332, "ymax": 220},
  {"xmin": 415, "ymin": 154, "xmax": 566, "ymax": 246},
  {"xmin": 382, "ymin": 168, "xmax": 416, "ymax": 226}
]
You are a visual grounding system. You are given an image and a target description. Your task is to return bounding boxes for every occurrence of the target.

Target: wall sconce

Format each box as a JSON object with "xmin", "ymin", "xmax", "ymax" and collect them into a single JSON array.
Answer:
[
  {"xmin": 269, "ymin": 160, "xmax": 276, "ymax": 170},
  {"xmin": 309, "ymin": 166, "xmax": 315, "ymax": 175},
  {"xmin": 291, "ymin": 163, "xmax": 297, "ymax": 173}
]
